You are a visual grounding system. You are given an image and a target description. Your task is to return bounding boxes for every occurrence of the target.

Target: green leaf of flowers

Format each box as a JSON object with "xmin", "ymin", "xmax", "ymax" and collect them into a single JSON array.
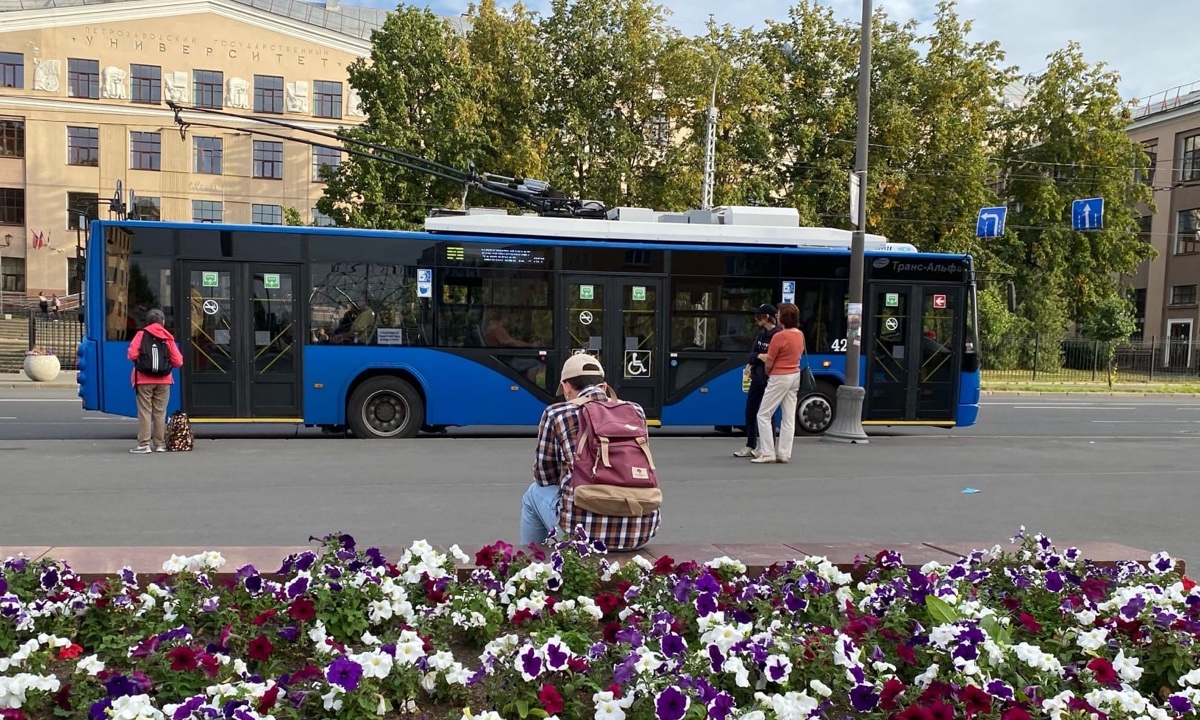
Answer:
[
  {"xmin": 926, "ymin": 594, "xmax": 960, "ymax": 624},
  {"xmin": 516, "ymin": 698, "xmax": 530, "ymax": 718}
]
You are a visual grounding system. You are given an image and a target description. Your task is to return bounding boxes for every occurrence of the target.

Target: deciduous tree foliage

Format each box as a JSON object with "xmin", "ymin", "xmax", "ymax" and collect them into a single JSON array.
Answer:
[{"xmin": 318, "ymin": 1, "xmax": 1155, "ymax": 336}]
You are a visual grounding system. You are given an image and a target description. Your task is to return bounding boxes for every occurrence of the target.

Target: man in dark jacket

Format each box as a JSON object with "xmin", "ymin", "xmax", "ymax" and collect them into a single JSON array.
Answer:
[{"xmin": 734, "ymin": 304, "xmax": 782, "ymax": 458}]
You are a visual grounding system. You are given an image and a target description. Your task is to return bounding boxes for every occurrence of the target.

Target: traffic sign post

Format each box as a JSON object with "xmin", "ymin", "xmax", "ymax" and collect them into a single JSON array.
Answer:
[
  {"xmin": 1072, "ymin": 197, "xmax": 1104, "ymax": 231},
  {"xmin": 975, "ymin": 206, "xmax": 1007, "ymax": 238}
]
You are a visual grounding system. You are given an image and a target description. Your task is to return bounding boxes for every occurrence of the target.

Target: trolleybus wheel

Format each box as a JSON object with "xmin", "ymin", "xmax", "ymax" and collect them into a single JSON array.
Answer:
[
  {"xmin": 348, "ymin": 377, "xmax": 424, "ymax": 439},
  {"xmin": 798, "ymin": 381, "xmax": 837, "ymax": 435}
]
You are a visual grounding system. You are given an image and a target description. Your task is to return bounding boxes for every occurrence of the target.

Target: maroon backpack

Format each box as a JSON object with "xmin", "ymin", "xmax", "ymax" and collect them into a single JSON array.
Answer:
[{"xmin": 568, "ymin": 397, "xmax": 661, "ymax": 517}]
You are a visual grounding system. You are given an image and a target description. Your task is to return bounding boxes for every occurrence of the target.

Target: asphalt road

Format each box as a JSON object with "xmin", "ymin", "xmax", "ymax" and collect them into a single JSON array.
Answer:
[{"xmin": 3, "ymin": 389, "xmax": 1200, "ymax": 565}]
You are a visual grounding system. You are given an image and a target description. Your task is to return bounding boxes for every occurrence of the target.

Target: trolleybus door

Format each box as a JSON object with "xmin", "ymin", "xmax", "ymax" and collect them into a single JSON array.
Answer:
[
  {"xmin": 180, "ymin": 262, "xmax": 302, "ymax": 419},
  {"xmin": 560, "ymin": 276, "xmax": 666, "ymax": 419},
  {"xmin": 865, "ymin": 285, "xmax": 962, "ymax": 422}
]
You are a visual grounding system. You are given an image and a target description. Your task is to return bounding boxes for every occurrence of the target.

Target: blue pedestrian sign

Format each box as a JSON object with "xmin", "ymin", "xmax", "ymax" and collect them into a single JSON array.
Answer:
[
  {"xmin": 1072, "ymin": 197, "xmax": 1104, "ymax": 231},
  {"xmin": 975, "ymin": 206, "xmax": 1007, "ymax": 238}
]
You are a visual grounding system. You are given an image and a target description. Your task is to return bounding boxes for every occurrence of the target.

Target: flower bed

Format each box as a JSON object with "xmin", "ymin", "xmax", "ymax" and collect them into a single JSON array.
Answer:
[{"xmin": 2, "ymin": 530, "xmax": 1198, "ymax": 720}]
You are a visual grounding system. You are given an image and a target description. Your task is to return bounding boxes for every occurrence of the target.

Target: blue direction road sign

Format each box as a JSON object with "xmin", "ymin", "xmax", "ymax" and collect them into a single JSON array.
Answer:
[
  {"xmin": 975, "ymin": 206, "xmax": 1007, "ymax": 238},
  {"xmin": 1072, "ymin": 197, "xmax": 1104, "ymax": 231}
]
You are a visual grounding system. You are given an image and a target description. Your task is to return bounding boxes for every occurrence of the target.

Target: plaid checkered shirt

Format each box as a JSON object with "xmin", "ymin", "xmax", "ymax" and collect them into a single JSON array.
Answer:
[{"xmin": 532, "ymin": 385, "xmax": 661, "ymax": 551}]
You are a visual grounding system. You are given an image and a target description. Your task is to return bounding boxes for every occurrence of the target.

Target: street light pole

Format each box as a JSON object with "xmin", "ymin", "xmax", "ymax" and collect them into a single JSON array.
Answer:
[{"xmin": 824, "ymin": 0, "xmax": 872, "ymax": 444}]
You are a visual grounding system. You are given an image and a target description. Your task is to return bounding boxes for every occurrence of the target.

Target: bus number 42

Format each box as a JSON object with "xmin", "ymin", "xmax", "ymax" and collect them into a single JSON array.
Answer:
[{"xmin": 830, "ymin": 339, "xmax": 848, "ymax": 352}]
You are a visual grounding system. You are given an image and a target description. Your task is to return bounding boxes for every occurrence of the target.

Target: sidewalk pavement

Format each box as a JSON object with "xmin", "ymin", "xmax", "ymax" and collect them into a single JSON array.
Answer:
[{"xmin": 0, "ymin": 370, "xmax": 78, "ymax": 389}]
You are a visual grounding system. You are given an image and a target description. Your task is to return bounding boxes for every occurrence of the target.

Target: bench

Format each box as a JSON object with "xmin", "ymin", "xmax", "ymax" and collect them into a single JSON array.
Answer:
[{"xmin": 0, "ymin": 541, "xmax": 1175, "ymax": 581}]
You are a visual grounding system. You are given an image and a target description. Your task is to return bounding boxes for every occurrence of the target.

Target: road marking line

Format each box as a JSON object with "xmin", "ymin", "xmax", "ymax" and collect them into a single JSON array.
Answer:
[
  {"xmin": 1012, "ymin": 406, "xmax": 1134, "ymax": 410},
  {"xmin": 1091, "ymin": 420, "xmax": 1200, "ymax": 424},
  {"xmin": 0, "ymin": 416, "xmax": 16, "ymax": 420}
]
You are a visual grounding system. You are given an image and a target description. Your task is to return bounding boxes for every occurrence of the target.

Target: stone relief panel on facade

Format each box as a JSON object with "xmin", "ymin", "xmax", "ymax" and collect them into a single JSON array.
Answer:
[
  {"xmin": 346, "ymin": 88, "xmax": 366, "ymax": 117},
  {"xmin": 226, "ymin": 77, "xmax": 250, "ymax": 109},
  {"xmin": 102, "ymin": 66, "xmax": 128, "ymax": 99},
  {"xmin": 33, "ymin": 59, "xmax": 60, "ymax": 93},
  {"xmin": 164, "ymin": 71, "xmax": 188, "ymax": 103},
  {"xmin": 285, "ymin": 81, "xmax": 310, "ymax": 114}
]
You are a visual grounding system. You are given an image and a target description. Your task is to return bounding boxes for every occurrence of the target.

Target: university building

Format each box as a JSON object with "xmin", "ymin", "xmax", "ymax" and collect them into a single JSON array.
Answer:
[
  {"xmin": 0, "ymin": 0, "xmax": 394, "ymax": 299},
  {"xmin": 1126, "ymin": 82, "xmax": 1200, "ymax": 364}
]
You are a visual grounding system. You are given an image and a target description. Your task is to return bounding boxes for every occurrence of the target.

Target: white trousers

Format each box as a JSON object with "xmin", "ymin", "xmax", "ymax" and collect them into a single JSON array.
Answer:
[{"xmin": 756, "ymin": 372, "xmax": 800, "ymax": 460}]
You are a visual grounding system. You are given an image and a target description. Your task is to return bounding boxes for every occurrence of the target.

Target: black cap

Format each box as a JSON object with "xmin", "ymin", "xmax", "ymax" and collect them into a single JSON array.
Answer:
[{"xmin": 752, "ymin": 303, "xmax": 778, "ymax": 317}]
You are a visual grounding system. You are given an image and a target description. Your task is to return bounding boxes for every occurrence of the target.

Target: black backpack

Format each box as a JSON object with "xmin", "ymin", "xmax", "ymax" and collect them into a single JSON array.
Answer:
[{"xmin": 136, "ymin": 331, "xmax": 173, "ymax": 376}]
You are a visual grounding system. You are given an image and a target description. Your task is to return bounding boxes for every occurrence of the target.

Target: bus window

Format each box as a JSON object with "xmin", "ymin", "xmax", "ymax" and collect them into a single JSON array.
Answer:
[
  {"xmin": 104, "ymin": 226, "xmax": 174, "ymax": 341},
  {"xmin": 436, "ymin": 270, "xmax": 552, "ymax": 349},
  {"xmin": 309, "ymin": 262, "xmax": 426, "ymax": 346}
]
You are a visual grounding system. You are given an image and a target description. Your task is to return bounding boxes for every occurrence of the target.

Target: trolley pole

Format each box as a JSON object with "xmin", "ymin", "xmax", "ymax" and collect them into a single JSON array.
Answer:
[{"xmin": 824, "ymin": 0, "xmax": 872, "ymax": 444}]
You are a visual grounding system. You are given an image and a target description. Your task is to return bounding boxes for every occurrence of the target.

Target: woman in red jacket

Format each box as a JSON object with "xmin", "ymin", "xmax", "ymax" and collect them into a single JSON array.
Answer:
[{"xmin": 125, "ymin": 309, "xmax": 184, "ymax": 454}]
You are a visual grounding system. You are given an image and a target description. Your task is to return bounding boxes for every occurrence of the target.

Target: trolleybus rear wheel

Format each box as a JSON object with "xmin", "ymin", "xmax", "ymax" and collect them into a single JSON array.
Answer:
[
  {"xmin": 798, "ymin": 381, "xmax": 837, "ymax": 434},
  {"xmin": 348, "ymin": 377, "xmax": 424, "ymax": 439}
]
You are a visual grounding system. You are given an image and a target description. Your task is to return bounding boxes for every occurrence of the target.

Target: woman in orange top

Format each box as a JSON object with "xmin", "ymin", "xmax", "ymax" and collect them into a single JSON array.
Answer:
[{"xmin": 752, "ymin": 302, "xmax": 806, "ymax": 464}]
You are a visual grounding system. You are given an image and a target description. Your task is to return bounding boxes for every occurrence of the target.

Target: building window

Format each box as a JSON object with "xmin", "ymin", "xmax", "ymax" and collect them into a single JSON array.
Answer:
[
  {"xmin": 313, "ymin": 81, "xmax": 342, "ymax": 119},
  {"xmin": 130, "ymin": 131, "xmax": 161, "ymax": 171},
  {"xmin": 192, "ymin": 200, "xmax": 223, "ymax": 223},
  {"xmin": 0, "ymin": 187, "xmax": 24, "ymax": 225},
  {"xmin": 1183, "ymin": 134, "xmax": 1200, "ymax": 184},
  {"xmin": 312, "ymin": 208, "xmax": 334, "ymax": 226},
  {"xmin": 193, "ymin": 136, "xmax": 223, "ymax": 174},
  {"xmin": 312, "ymin": 146, "xmax": 341, "ymax": 182},
  {"xmin": 254, "ymin": 75, "xmax": 283, "ymax": 114},
  {"xmin": 1171, "ymin": 285, "xmax": 1198, "ymax": 306},
  {"xmin": 1132, "ymin": 288, "xmax": 1146, "ymax": 341},
  {"xmin": 253, "ymin": 140, "xmax": 283, "ymax": 180},
  {"xmin": 67, "ymin": 126, "xmax": 100, "ymax": 166},
  {"xmin": 1176, "ymin": 209, "xmax": 1200, "ymax": 255},
  {"xmin": 1137, "ymin": 143, "xmax": 1157, "ymax": 185},
  {"xmin": 252, "ymin": 204, "xmax": 282, "ymax": 225},
  {"xmin": 193, "ymin": 70, "xmax": 223, "ymax": 109},
  {"xmin": 1138, "ymin": 215, "xmax": 1153, "ymax": 244},
  {"xmin": 67, "ymin": 58, "xmax": 100, "ymax": 99},
  {"xmin": 130, "ymin": 64, "xmax": 161, "ymax": 104},
  {"xmin": 0, "ymin": 52, "xmax": 23, "ymax": 89},
  {"xmin": 67, "ymin": 191, "xmax": 99, "ymax": 230},
  {"xmin": 0, "ymin": 119, "xmax": 23, "ymax": 157},
  {"xmin": 1, "ymin": 257, "xmax": 24, "ymax": 293},
  {"xmin": 132, "ymin": 196, "xmax": 161, "ymax": 221}
]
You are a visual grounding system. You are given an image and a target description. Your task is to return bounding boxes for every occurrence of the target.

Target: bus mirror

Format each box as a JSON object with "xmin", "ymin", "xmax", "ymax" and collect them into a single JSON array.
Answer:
[{"xmin": 1007, "ymin": 281, "xmax": 1018, "ymax": 313}]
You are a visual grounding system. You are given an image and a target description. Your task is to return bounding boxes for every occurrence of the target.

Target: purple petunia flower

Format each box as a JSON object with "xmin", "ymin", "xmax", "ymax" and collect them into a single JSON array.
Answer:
[
  {"xmin": 295, "ymin": 552, "xmax": 317, "ymax": 572},
  {"xmin": 1045, "ymin": 571, "xmax": 1064, "ymax": 593},
  {"xmin": 286, "ymin": 575, "xmax": 310, "ymax": 599},
  {"xmin": 89, "ymin": 698, "xmax": 113, "ymax": 720},
  {"xmin": 672, "ymin": 578, "xmax": 692, "ymax": 603},
  {"xmin": 0, "ymin": 577, "xmax": 7, "ymax": 595},
  {"xmin": 695, "ymin": 574, "xmax": 720, "ymax": 594},
  {"xmin": 103, "ymin": 674, "xmax": 136, "ymax": 698},
  {"xmin": 615, "ymin": 627, "xmax": 643, "ymax": 648},
  {"xmin": 519, "ymin": 646, "xmax": 543, "ymax": 680},
  {"xmin": 1169, "ymin": 695, "xmax": 1193, "ymax": 714},
  {"xmin": 279, "ymin": 625, "xmax": 300, "ymax": 642},
  {"xmin": 40, "ymin": 566, "xmax": 59, "ymax": 590},
  {"xmin": 120, "ymin": 567, "xmax": 137, "ymax": 588},
  {"xmin": 850, "ymin": 684, "xmax": 879, "ymax": 712},
  {"xmin": 660, "ymin": 633, "xmax": 686, "ymax": 658},
  {"xmin": 172, "ymin": 696, "xmax": 206, "ymax": 720},
  {"xmin": 986, "ymin": 680, "xmax": 1014, "ymax": 701},
  {"xmin": 612, "ymin": 654, "xmax": 637, "ymax": 684},
  {"xmin": 325, "ymin": 656, "xmax": 363, "ymax": 691},
  {"xmin": 706, "ymin": 644, "xmax": 725, "ymax": 674},
  {"xmin": 655, "ymin": 686, "xmax": 690, "ymax": 720},
  {"xmin": 545, "ymin": 641, "xmax": 570, "ymax": 670},
  {"xmin": 708, "ymin": 692, "xmax": 735, "ymax": 720},
  {"xmin": 695, "ymin": 593, "xmax": 718, "ymax": 617}
]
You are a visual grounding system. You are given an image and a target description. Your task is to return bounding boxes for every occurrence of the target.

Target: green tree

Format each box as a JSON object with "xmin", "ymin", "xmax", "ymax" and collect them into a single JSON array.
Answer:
[
  {"xmin": 283, "ymin": 207, "xmax": 306, "ymax": 226},
  {"xmin": 317, "ymin": 5, "xmax": 480, "ymax": 229},
  {"xmin": 875, "ymin": 2, "xmax": 1015, "ymax": 256},
  {"xmin": 1079, "ymin": 293, "xmax": 1137, "ymax": 387},
  {"xmin": 463, "ymin": 0, "xmax": 548, "ymax": 192},
  {"xmin": 992, "ymin": 43, "xmax": 1156, "ymax": 340},
  {"xmin": 536, "ymin": 0, "xmax": 678, "ymax": 205}
]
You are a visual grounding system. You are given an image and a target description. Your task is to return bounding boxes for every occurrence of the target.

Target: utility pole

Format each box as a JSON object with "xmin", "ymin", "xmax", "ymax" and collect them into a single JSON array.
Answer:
[
  {"xmin": 700, "ymin": 67, "xmax": 719, "ymax": 210},
  {"xmin": 824, "ymin": 0, "xmax": 872, "ymax": 444}
]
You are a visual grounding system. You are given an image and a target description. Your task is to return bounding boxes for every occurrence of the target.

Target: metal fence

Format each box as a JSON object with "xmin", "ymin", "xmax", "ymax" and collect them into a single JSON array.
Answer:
[
  {"xmin": 28, "ymin": 315, "xmax": 84, "ymax": 370},
  {"xmin": 983, "ymin": 336, "xmax": 1200, "ymax": 384}
]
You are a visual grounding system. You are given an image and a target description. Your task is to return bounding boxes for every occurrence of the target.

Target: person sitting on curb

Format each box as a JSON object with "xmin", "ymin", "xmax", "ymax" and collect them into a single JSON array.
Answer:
[{"xmin": 520, "ymin": 354, "xmax": 661, "ymax": 552}]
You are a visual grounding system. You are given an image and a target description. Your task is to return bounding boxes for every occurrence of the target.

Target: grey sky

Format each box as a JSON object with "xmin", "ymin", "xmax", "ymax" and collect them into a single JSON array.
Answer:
[{"xmin": 404, "ymin": 0, "xmax": 1195, "ymax": 103}]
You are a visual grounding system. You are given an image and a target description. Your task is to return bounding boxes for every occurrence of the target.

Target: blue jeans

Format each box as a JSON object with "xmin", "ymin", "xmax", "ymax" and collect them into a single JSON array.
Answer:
[{"xmin": 521, "ymin": 483, "xmax": 562, "ymax": 547}]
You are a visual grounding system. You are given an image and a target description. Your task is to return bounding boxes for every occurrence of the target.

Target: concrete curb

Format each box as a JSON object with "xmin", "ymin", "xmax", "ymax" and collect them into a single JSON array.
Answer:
[{"xmin": 0, "ymin": 382, "xmax": 78, "ymax": 389}]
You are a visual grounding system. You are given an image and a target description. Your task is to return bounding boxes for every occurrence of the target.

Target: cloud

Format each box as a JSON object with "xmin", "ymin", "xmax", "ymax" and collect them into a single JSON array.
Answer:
[{"xmin": 375, "ymin": 0, "xmax": 1196, "ymax": 100}]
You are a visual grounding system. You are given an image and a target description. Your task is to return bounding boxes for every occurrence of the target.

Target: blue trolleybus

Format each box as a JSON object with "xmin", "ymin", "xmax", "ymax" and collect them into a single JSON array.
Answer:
[{"xmin": 76, "ymin": 205, "xmax": 980, "ymax": 437}]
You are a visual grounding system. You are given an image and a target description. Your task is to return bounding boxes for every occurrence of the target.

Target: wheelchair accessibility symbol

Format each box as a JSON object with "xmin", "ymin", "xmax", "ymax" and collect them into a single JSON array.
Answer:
[{"xmin": 624, "ymin": 350, "xmax": 651, "ymax": 378}]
